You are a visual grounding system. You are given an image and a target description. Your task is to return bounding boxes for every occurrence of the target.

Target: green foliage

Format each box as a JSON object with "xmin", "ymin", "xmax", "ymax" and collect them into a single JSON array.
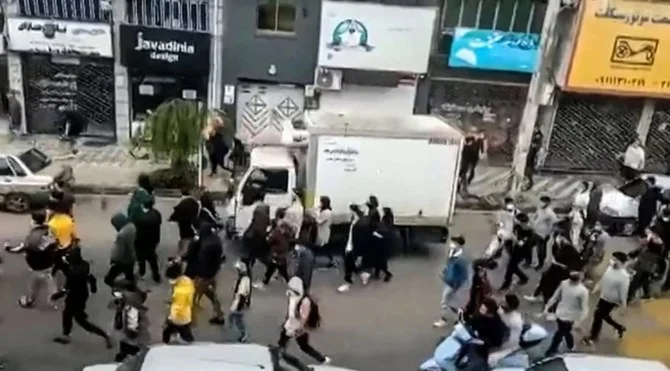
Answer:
[{"xmin": 141, "ymin": 99, "xmax": 208, "ymax": 168}]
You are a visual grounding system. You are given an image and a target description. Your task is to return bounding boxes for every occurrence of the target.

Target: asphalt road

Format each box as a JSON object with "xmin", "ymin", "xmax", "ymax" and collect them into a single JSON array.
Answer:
[{"xmin": 0, "ymin": 196, "xmax": 662, "ymax": 371}]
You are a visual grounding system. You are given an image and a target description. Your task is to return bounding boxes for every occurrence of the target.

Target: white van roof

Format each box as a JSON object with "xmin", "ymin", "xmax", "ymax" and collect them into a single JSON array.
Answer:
[
  {"xmin": 304, "ymin": 111, "xmax": 463, "ymax": 140},
  {"xmin": 249, "ymin": 146, "xmax": 295, "ymax": 169}
]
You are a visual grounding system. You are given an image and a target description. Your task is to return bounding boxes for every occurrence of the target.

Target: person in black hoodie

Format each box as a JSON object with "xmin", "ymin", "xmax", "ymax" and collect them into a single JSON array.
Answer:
[
  {"xmin": 206, "ymin": 124, "xmax": 230, "ymax": 176},
  {"xmin": 18, "ymin": 210, "xmax": 57, "ymax": 309},
  {"xmin": 134, "ymin": 198, "xmax": 162, "ymax": 283},
  {"xmin": 337, "ymin": 204, "xmax": 369, "ymax": 293},
  {"xmin": 371, "ymin": 208, "xmax": 393, "ymax": 282},
  {"xmin": 170, "ymin": 188, "xmax": 201, "ymax": 255},
  {"xmin": 463, "ymin": 297, "xmax": 507, "ymax": 369},
  {"xmin": 500, "ymin": 213, "xmax": 531, "ymax": 290},
  {"xmin": 525, "ymin": 233, "xmax": 582, "ymax": 305},
  {"xmin": 52, "ymin": 247, "xmax": 112, "ymax": 347},
  {"xmin": 636, "ymin": 177, "xmax": 661, "ymax": 236},
  {"xmin": 184, "ymin": 223, "xmax": 226, "ymax": 325}
]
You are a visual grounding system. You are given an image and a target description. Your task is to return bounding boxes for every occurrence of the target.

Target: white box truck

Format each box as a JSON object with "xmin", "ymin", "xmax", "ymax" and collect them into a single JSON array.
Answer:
[{"xmin": 225, "ymin": 111, "xmax": 463, "ymax": 248}]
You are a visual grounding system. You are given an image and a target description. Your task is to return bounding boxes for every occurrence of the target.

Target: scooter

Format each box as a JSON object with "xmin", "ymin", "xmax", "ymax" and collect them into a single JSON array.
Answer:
[{"xmin": 419, "ymin": 321, "xmax": 548, "ymax": 371}]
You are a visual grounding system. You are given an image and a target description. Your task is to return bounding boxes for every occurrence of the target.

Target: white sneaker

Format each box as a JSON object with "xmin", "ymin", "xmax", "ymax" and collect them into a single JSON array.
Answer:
[
  {"xmin": 322, "ymin": 357, "xmax": 332, "ymax": 365},
  {"xmin": 523, "ymin": 295, "xmax": 540, "ymax": 302},
  {"xmin": 252, "ymin": 281, "xmax": 266, "ymax": 290},
  {"xmin": 337, "ymin": 284, "xmax": 351, "ymax": 293},
  {"xmin": 360, "ymin": 272, "xmax": 371, "ymax": 285},
  {"xmin": 433, "ymin": 319, "xmax": 448, "ymax": 328},
  {"xmin": 546, "ymin": 313, "xmax": 556, "ymax": 321}
]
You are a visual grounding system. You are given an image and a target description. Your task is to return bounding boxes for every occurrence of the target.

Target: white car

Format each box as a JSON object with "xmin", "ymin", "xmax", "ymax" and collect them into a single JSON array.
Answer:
[
  {"xmin": 0, "ymin": 148, "xmax": 56, "ymax": 213},
  {"xmin": 84, "ymin": 343, "xmax": 357, "ymax": 371},
  {"xmin": 500, "ymin": 353, "xmax": 670, "ymax": 371}
]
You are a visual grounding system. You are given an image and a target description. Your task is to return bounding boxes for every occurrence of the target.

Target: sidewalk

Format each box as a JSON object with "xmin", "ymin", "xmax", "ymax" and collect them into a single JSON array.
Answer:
[
  {"xmin": 3, "ymin": 135, "xmax": 229, "ymax": 196},
  {"xmin": 456, "ymin": 166, "xmax": 617, "ymax": 212}
]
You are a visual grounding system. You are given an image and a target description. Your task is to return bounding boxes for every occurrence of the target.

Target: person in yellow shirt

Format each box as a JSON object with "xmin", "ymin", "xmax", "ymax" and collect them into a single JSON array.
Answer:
[
  {"xmin": 48, "ymin": 200, "xmax": 77, "ymax": 290},
  {"xmin": 162, "ymin": 260, "xmax": 195, "ymax": 343}
]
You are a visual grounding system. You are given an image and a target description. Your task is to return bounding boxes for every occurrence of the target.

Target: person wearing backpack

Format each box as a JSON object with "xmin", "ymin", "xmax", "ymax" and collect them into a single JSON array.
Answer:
[
  {"xmin": 17, "ymin": 210, "xmax": 57, "ymax": 309},
  {"xmin": 112, "ymin": 283, "xmax": 149, "ymax": 362},
  {"xmin": 277, "ymin": 277, "xmax": 331, "ymax": 366}
]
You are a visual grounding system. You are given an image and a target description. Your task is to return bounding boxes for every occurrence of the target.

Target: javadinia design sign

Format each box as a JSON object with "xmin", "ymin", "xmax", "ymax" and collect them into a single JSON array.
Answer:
[
  {"xmin": 6, "ymin": 17, "xmax": 113, "ymax": 57},
  {"xmin": 566, "ymin": 0, "xmax": 670, "ymax": 97},
  {"xmin": 119, "ymin": 24, "xmax": 211, "ymax": 74},
  {"xmin": 317, "ymin": 1, "xmax": 437, "ymax": 73}
]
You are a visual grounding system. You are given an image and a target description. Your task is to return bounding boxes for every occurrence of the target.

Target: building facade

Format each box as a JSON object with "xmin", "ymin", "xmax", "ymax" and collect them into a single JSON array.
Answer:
[
  {"xmin": 427, "ymin": 0, "xmax": 546, "ymax": 166},
  {"xmin": 313, "ymin": 0, "xmax": 437, "ymax": 121},
  {"xmin": 117, "ymin": 0, "xmax": 213, "ymax": 140},
  {"xmin": 538, "ymin": 0, "xmax": 670, "ymax": 174},
  {"xmin": 6, "ymin": 0, "xmax": 115, "ymax": 139},
  {"xmin": 219, "ymin": 0, "xmax": 321, "ymax": 144}
]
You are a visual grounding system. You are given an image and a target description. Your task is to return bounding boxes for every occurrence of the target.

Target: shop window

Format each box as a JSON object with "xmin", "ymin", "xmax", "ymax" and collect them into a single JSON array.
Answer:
[{"xmin": 257, "ymin": 0, "xmax": 297, "ymax": 34}]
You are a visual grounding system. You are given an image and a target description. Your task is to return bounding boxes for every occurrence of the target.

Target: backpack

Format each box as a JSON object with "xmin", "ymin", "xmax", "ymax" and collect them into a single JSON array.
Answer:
[{"xmin": 301, "ymin": 295, "xmax": 321, "ymax": 329}]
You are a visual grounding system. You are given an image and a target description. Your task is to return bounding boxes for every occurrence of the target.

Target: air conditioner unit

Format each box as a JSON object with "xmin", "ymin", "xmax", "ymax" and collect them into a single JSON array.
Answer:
[{"xmin": 314, "ymin": 67, "xmax": 343, "ymax": 91}]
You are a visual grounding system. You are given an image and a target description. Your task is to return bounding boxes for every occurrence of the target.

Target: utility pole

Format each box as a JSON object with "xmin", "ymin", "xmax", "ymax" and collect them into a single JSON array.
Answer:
[{"xmin": 510, "ymin": 0, "xmax": 564, "ymax": 195}]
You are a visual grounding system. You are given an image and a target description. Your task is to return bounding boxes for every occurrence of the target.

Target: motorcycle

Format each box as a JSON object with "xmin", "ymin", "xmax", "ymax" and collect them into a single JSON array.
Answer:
[{"xmin": 419, "ymin": 321, "xmax": 548, "ymax": 371}]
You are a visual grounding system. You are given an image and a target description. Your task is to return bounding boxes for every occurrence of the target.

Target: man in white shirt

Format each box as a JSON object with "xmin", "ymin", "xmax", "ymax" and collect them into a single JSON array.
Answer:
[{"xmin": 621, "ymin": 138, "xmax": 645, "ymax": 180}]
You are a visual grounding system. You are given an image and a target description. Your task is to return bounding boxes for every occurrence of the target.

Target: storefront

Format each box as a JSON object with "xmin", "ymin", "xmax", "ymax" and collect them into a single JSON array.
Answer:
[
  {"xmin": 5, "ymin": 17, "xmax": 115, "ymax": 138},
  {"xmin": 119, "ymin": 25, "xmax": 211, "ymax": 124},
  {"xmin": 313, "ymin": 2, "xmax": 436, "ymax": 115}
]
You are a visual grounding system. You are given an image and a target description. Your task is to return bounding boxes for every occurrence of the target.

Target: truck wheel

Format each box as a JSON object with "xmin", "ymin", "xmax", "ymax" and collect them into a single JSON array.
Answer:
[{"xmin": 5, "ymin": 193, "xmax": 30, "ymax": 213}]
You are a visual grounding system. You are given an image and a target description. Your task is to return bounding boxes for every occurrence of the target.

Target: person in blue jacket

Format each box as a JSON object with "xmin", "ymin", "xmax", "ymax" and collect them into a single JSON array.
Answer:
[{"xmin": 434, "ymin": 236, "xmax": 470, "ymax": 328}]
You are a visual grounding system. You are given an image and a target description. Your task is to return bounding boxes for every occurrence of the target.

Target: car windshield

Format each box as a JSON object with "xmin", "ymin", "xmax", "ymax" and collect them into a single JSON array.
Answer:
[
  {"xmin": 18, "ymin": 148, "xmax": 51, "ymax": 173},
  {"xmin": 527, "ymin": 357, "xmax": 569, "ymax": 371}
]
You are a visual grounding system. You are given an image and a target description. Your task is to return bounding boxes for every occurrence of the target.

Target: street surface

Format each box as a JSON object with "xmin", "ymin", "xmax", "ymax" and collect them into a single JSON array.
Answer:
[{"xmin": 0, "ymin": 197, "xmax": 667, "ymax": 371}]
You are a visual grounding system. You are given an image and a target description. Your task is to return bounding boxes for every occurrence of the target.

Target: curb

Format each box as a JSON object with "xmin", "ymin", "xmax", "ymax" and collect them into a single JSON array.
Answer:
[{"xmin": 72, "ymin": 185, "xmax": 229, "ymax": 201}]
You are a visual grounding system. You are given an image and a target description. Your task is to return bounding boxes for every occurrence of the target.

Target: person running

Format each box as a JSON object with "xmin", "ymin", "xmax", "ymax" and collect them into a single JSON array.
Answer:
[
  {"xmin": 257, "ymin": 213, "xmax": 292, "ymax": 289},
  {"xmin": 169, "ymin": 187, "xmax": 200, "ymax": 256},
  {"xmin": 543, "ymin": 271, "xmax": 589, "ymax": 356},
  {"xmin": 372, "ymin": 207, "xmax": 395, "ymax": 281},
  {"xmin": 52, "ymin": 247, "xmax": 112, "ymax": 348},
  {"xmin": 229, "ymin": 260, "xmax": 252, "ymax": 343},
  {"xmin": 127, "ymin": 174, "xmax": 154, "ymax": 225},
  {"xmin": 112, "ymin": 283, "xmax": 149, "ymax": 362},
  {"xmin": 528, "ymin": 196, "xmax": 558, "ymax": 270},
  {"xmin": 582, "ymin": 252, "xmax": 629, "ymax": 346},
  {"xmin": 17, "ymin": 210, "xmax": 57, "ymax": 309},
  {"xmin": 278, "ymin": 277, "xmax": 331, "ymax": 366},
  {"xmin": 292, "ymin": 236, "xmax": 316, "ymax": 294},
  {"xmin": 134, "ymin": 198, "xmax": 162, "ymax": 283},
  {"xmin": 105, "ymin": 213, "xmax": 137, "ymax": 288},
  {"xmin": 163, "ymin": 260, "xmax": 196, "ymax": 344},
  {"xmin": 525, "ymin": 233, "xmax": 582, "ymax": 304},
  {"xmin": 500, "ymin": 213, "xmax": 532, "ymax": 291}
]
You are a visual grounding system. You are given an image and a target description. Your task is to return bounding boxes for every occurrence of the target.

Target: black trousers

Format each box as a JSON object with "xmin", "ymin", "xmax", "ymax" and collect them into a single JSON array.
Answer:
[
  {"xmin": 628, "ymin": 271, "xmax": 653, "ymax": 302},
  {"xmin": 105, "ymin": 263, "xmax": 135, "ymax": 288},
  {"xmin": 546, "ymin": 318, "xmax": 574, "ymax": 355},
  {"xmin": 278, "ymin": 329, "xmax": 326, "ymax": 364},
  {"xmin": 589, "ymin": 299, "xmax": 624, "ymax": 341},
  {"xmin": 501, "ymin": 252, "xmax": 528, "ymax": 290},
  {"xmin": 114, "ymin": 341, "xmax": 141, "ymax": 362},
  {"xmin": 137, "ymin": 247, "xmax": 160, "ymax": 280},
  {"xmin": 263, "ymin": 260, "xmax": 289, "ymax": 285},
  {"xmin": 162, "ymin": 321, "xmax": 194, "ymax": 343},
  {"xmin": 525, "ymin": 234, "xmax": 549, "ymax": 267},
  {"xmin": 62, "ymin": 298, "xmax": 108, "ymax": 339},
  {"xmin": 343, "ymin": 252, "xmax": 360, "ymax": 284}
]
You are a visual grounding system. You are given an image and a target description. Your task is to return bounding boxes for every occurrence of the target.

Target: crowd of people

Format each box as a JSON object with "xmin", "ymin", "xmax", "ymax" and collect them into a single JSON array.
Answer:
[
  {"xmin": 5, "ymin": 174, "xmax": 403, "ymax": 369},
  {"xmin": 433, "ymin": 183, "xmax": 670, "ymax": 366}
]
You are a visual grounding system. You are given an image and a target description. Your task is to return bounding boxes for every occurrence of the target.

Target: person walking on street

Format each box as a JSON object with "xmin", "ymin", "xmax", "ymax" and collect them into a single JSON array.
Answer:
[
  {"xmin": 525, "ymin": 233, "xmax": 581, "ymax": 305},
  {"xmin": 292, "ymin": 237, "xmax": 316, "ymax": 294},
  {"xmin": 373, "ymin": 207, "xmax": 395, "ymax": 281},
  {"xmin": 285, "ymin": 190, "xmax": 304, "ymax": 240},
  {"xmin": 528, "ymin": 196, "xmax": 558, "ymax": 270},
  {"xmin": 169, "ymin": 187, "xmax": 200, "ymax": 256},
  {"xmin": 543, "ymin": 271, "xmax": 589, "ymax": 356},
  {"xmin": 17, "ymin": 210, "xmax": 57, "ymax": 309},
  {"xmin": 241, "ymin": 190, "xmax": 271, "ymax": 277},
  {"xmin": 636, "ymin": 177, "xmax": 661, "ymax": 237},
  {"xmin": 338, "ymin": 204, "xmax": 368, "ymax": 293},
  {"xmin": 163, "ymin": 260, "xmax": 196, "ymax": 343},
  {"xmin": 229, "ymin": 260, "xmax": 252, "ymax": 343},
  {"xmin": 112, "ymin": 284, "xmax": 150, "ymax": 362},
  {"xmin": 257, "ymin": 214, "xmax": 292, "ymax": 289},
  {"xmin": 433, "ymin": 236, "xmax": 469, "ymax": 328},
  {"xmin": 278, "ymin": 277, "xmax": 331, "ymax": 366},
  {"xmin": 185, "ymin": 223, "xmax": 226, "ymax": 325},
  {"xmin": 52, "ymin": 247, "xmax": 112, "ymax": 348},
  {"xmin": 620, "ymin": 138, "xmax": 645, "ymax": 181},
  {"xmin": 500, "ymin": 214, "xmax": 532, "ymax": 291},
  {"xmin": 627, "ymin": 230, "xmax": 664, "ymax": 303},
  {"xmin": 581, "ymin": 222, "xmax": 609, "ymax": 283},
  {"xmin": 134, "ymin": 199, "xmax": 162, "ymax": 283},
  {"xmin": 127, "ymin": 174, "xmax": 154, "ymax": 226},
  {"xmin": 105, "ymin": 213, "xmax": 137, "ymax": 288},
  {"xmin": 48, "ymin": 199, "xmax": 77, "ymax": 291},
  {"xmin": 524, "ymin": 127, "xmax": 543, "ymax": 190},
  {"xmin": 582, "ymin": 252, "xmax": 629, "ymax": 346},
  {"xmin": 205, "ymin": 118, "xmax": 230, "ymax": 176},
  {"xmin": 315, "ymin": 196, "xmax": 335, "ymax": 269}
]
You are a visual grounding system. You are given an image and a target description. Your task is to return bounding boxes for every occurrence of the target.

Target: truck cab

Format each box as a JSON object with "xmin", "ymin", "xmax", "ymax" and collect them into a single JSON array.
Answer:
[{"xmin": 225, "ymin": 146, "xmax": 301, "ymax": 239}]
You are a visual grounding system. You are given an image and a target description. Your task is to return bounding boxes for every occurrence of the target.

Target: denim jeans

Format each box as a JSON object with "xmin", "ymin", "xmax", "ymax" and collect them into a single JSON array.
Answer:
[{"xmin": 228, "ymin": 311, "xmax": 247, "ymax": 341}]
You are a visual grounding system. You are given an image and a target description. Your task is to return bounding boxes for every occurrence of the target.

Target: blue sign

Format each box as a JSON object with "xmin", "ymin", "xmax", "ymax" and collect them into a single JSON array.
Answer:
[{"xmin": 447, "ymin": 28, "xmax": 540, "ymax": 73}]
